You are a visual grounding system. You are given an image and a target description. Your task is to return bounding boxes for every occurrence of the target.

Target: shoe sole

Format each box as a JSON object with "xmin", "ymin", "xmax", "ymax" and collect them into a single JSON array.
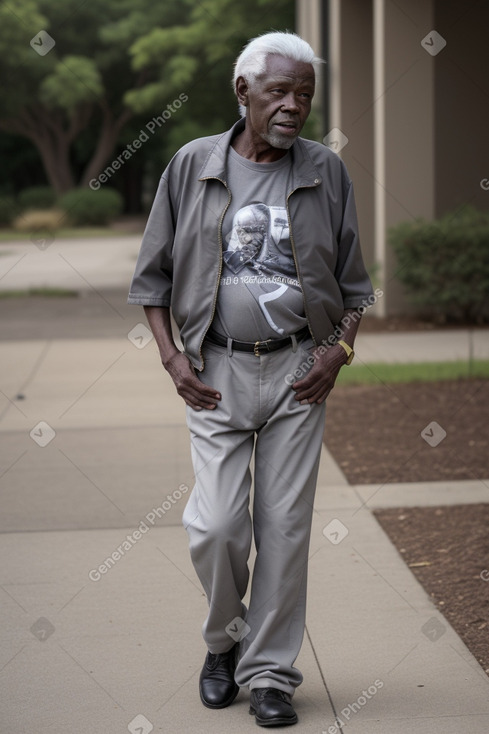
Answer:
[
  {"xmin": 249, "ymin": 707, "xmax": 298, "ymax": 726},
  {"xmin": 200, "ymin": 684, "xmax": 239, "ymax": 709}
]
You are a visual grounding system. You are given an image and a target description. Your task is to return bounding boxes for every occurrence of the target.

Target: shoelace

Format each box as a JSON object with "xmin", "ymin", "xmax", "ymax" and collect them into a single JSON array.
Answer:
[
  {"xmin": 253, "ymin": 688, "xmax": 290, "ymax": 704},
  {"xmin": 206, "ymin": 648, "xmax": 235, "ymax": 671}
]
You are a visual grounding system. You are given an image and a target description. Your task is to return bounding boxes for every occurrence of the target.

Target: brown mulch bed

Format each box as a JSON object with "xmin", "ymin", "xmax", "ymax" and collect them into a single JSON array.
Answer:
[
  {"xmin": 324, "ymin": 379, "xmax": 489, "ymax": 485},
  {"xmin": 324, "ymin": 377, "xmax": 489, "ymax": 677},
  {"xmin": 374, "ymin": 505, "xmax": 489, "ymax": 676}
]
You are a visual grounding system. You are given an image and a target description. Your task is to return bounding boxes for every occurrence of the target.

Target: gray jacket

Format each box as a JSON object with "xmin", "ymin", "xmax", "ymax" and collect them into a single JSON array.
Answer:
[{"xmin": 128, "ymin": 119, "xmax": 373, "ymax": 370}]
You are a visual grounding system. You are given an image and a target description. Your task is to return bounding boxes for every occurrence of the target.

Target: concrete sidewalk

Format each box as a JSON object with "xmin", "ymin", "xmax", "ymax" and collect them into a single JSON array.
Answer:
[
  {"xmin": 0, "ymin": 237, "xmax": 488, "ymax": 731},
  {"xmin": 1, "ymin": 330, "xmax": 488, "ymax": 734}
]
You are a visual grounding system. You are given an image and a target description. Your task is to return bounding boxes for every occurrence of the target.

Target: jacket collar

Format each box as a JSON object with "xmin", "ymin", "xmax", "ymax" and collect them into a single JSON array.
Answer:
[{"xmin": 199, "ymin": 118, "xmax": 322, "ymax": 189}]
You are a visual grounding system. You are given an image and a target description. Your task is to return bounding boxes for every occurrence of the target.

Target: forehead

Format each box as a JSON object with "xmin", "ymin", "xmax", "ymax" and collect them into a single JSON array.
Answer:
[{"xmin": 259, "ymin": 53, "xmax": 315, "ymax": 85}]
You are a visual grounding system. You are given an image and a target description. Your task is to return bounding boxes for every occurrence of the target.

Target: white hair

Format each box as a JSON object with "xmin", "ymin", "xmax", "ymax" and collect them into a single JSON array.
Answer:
[{"xmin": 233, "ymin": 30, "xmax": 323, "ymax": 90}]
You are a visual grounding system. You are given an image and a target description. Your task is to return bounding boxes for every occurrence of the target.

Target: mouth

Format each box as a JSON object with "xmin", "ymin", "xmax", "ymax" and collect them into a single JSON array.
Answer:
[{"xmin": 273, "ymin": 121, "xmax": 298, "ymax": 135}]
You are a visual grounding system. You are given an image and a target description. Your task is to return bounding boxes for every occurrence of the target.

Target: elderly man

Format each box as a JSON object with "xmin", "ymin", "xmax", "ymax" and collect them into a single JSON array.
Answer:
[{"xmin": 128, "ymin": 31, "xmax": 373, "ymax": 727}]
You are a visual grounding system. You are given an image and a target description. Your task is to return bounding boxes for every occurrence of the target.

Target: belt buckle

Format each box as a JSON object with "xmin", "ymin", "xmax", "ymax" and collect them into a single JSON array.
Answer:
[{"xmin": 254, "ymin": 339, "xmax": 271, "ymax": 357}]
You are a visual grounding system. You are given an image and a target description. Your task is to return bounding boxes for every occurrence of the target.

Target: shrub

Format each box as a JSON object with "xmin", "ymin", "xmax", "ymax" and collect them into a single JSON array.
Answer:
[
  {"xmin": 58, "ymin": 187, "xmax": 123, "ymax": 226},
  {"xmin": 388, "ymin": 206, "xmax": 489, "ymax": 323},
  {"xmin": 0, "ymin": 196, "xmax": 17, "ymax": 226},
  {"xmin": 13, "ymin": 208, "xmax": 66, "ymax": 231},
  {"xmin": 18, "ymin": 186, "xmax": 56, "ymax": 210}
]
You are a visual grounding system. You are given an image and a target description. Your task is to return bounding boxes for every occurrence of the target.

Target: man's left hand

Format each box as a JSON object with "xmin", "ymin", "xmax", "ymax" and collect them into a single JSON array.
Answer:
[{"xmin": 291, "ymin": 344, "xmax": 347, "ymax": 404}]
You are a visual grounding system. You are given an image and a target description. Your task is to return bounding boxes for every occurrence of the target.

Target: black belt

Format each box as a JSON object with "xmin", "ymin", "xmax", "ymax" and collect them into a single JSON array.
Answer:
[{"xmin": 206, "ymin": 327, "xmax": 310, "ymax": 357}]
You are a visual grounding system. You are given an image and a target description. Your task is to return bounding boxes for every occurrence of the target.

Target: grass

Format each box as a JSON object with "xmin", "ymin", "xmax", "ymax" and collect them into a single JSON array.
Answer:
[
  {"xmin": 336, "ymin": 360, "xmax": 489, "ymax": 384},
  {"xmin": 0, "ymin": 287, "xmax": 78, "ymax": 298}
]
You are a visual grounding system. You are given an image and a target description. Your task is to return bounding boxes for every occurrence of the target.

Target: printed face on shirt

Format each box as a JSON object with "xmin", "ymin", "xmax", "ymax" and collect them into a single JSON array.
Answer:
[
  {"xmin": 238, "ymin": 54, "xmax": 315, "ymax": 150},
  {"xmin": 230, "ymin": 204, "xmax": 269, "ymax": 259}
]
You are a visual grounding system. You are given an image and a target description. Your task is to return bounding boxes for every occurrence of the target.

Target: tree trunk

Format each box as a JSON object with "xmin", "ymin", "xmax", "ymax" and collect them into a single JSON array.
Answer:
[
  {"xmin": 36, "ymin": 137, "xmax": 75, "ymax": 195},
  {"xmin": 80, "ymin": 106, "xmax": 133, "ymax": 188},
  {"xmin": 1, "ymin": 103, "xmax": 132, "ymax": 194}
]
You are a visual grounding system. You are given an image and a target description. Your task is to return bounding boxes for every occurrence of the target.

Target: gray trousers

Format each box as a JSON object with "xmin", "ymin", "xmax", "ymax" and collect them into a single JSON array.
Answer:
[{"xmin": 182, "ymin": 336, "xmax": 326, "ymax": 695}]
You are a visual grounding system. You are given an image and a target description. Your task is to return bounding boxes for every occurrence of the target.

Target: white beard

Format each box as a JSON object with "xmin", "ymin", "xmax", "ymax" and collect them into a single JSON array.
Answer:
[{"xmin": 260, "ymin": 129, "xmax": 296, "ymax": 150}]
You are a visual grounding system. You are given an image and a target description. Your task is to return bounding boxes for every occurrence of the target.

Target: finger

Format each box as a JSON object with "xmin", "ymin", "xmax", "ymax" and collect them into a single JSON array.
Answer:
[
  {"xmin": 189, "ymin": 377, "xmax": 221, "ymax": 400},
  {"xmin": 178, "ymin": 373, "xmax": 221, "ymax": 400},
  {"xmin": 292, "ymin": 376, "xmax": 324, "ymax": 399},
  {"xmin": 294, "ymin": 379, "xmax": 332, "ymax": 403},
  {"xmin": 182, "ymin": 392, "xmax": 219, "ymax": 411},
  {"xmin": 180, "ymin": 388, "xmax": 220, "ymax": 408},
  {"xmin": 180, "ymin": 382, "xmax": 222, "ymax": 408}
]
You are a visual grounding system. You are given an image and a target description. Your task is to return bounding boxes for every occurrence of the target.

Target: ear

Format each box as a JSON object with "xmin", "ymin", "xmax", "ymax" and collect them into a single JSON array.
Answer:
[{"xmin": 235, "ymin": 75, "xmax": 250, "ymax": 110}]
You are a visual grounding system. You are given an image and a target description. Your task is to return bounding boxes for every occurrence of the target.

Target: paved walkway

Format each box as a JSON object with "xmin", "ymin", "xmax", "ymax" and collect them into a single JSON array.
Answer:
[{"xmin": 1, "ymin": 236, "xmax": 488, "ymax": 733}]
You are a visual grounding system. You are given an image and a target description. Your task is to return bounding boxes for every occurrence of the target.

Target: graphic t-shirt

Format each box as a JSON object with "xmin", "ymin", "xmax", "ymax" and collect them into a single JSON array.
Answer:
[{"xmin": 211, "ymin": 146, "xmax": 307, "ymax": 342}]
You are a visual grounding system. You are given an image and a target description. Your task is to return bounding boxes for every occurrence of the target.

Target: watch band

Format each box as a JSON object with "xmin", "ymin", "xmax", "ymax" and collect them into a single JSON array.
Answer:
[{"xmin": 337, "ymin": 340, "xmax": 354, "ymax": 365}]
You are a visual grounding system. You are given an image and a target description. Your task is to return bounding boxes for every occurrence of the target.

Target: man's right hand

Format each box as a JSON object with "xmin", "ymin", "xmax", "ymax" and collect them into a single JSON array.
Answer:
[{"xmin": 163, "ymin": 352, "xmax": 221, "ymax": 411}]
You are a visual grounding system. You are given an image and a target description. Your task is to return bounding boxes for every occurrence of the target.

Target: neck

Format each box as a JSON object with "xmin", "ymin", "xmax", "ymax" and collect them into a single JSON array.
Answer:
[{"xmin": 232, "ymin": 127, "xmax": 289, "ymax": 163}]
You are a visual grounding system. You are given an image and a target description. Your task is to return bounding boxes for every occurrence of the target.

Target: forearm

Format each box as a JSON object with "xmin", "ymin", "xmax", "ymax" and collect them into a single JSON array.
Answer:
[
  {"xmin": 292, "ymin": 308, "xmax": 363, "ymax": 404},
  {"xmin": 143, "ymin": 306, "xmax": 180, "ymax": 366},
  {"xmin": 143, "ymin": 306, "xmax": 221, "ymax": 410},
  {"xmin": 334, "ymin": 308, "xmax": 363, "ymax": 349}
]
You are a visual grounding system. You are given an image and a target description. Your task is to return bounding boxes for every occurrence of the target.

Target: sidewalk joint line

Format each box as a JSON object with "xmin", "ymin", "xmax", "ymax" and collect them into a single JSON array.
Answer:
[
  {"xmin": 58, "ymin": 585, "xmax": 86, "ymax": 614},
  {"xmin": 58, "ymin": 448, "xmax": 126, "ymax": 516},
  {"xmin": 0, "ymin": 340, "xmax": 52, "ymax": 422},
  {"xmin": 352, "ymin": 545, "xmax": 419, "ymax": 613},
  {"xmin": 305, "ymin": 625, "xmax": 345, "ymax": 733},
  {"xmin": 58, "ymin": 351, "xmax": 126, "ymax": 419},
  {"xmin": 0, "ymin": 645, "xmax": 27, "ymax": 673},
  {"xmin": 0, "ymin": 583, "xmax": 30, "ymax": 614},
  {"xmin": 58, "ymin": 252, "xmax": 126, "ymax": 319},
  {"xmin": 0, "ymin": 389, "xmax": 28, "ymax": 419},
  {"xmin": 155, "ymin": 667, "xmax": 200, "ymax": 713},
  {"xmin": 448, "ymin": 643, "xmax": 489, "ymax": 688},
  {"xmin": 0, "ymin": 449, "xmax": 28, "ymax": 484},
  {"xmin": 386, "ymin": 642, "xmax": 418, "ymax": 674},
  {"xmin": 155, "ymin": 546, "xmax": 205, "ymax": 598},
  {"xmin": 57, "ymin": 641, "xmax": 125, "ymax": 711},
  {"xmin": 0, "ymin": 252, "xmax": 27, "ymax": 283}
]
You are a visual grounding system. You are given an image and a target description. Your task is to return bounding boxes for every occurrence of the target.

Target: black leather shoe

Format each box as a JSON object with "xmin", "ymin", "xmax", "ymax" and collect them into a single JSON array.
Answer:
[
  {"xmin": 199, "ymin": 644, "xmax": 239, "ymax": 709},
  {"xmin": 249, "ymin": 688, "xmax": 298, "ymax": 726}
]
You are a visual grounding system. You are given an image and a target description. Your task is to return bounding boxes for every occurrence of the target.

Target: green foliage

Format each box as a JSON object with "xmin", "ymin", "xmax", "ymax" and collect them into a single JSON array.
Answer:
[
  {"xmin": 40, "ymin": 56, "xmax": 104, "ymax": 110},
  {"xmin": 389, "ymin": 206, "xmax": 489, "ymax": 323},
  {"xmin": 0, "ymin": 196, "xmax": 16, "ymax": 226},
  {"xmin": 126, "ymin": 0, "xmax": 295, "ymax": 116},
  {"xmin": 18, "ymin": 186, "xmax": 57, "ymax": 210},
  {"xmin": 0, "ymin": 0, "xmax": 295, "ymax": 197},
  {"xmin": 58, "ymin": 188, "xmax": 123, "ymax": 226}
]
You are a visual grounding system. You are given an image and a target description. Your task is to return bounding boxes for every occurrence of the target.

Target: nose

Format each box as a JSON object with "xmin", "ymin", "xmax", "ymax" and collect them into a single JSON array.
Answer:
[{"xmin": 281, "ymin": 91, "xmax": 300, "ymax": 113}]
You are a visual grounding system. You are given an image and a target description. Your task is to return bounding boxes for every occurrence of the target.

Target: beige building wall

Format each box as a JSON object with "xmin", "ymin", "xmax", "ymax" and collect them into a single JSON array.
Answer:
[
  {"xmin": 297, "ymin": 0, "xmax": 489, "ymax": 316},
  {"xmin": 434, "ymin": 1, "xmax": 489, "ymax": 215},
  {"xmin": 327, "ymin": 0, "xmax": 375, "ymax": 289}
]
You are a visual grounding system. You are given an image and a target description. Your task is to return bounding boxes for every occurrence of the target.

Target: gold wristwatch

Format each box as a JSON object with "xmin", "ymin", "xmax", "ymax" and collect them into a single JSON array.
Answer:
[{"xmin": 337, "ymin": 340, "xmax": 354, "ymax": 365}]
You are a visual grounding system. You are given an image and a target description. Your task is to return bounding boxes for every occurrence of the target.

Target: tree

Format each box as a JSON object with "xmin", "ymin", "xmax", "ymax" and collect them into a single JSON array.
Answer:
[{"xmin": 0, "ymin": 0, "xmax": 294, "ymax": 196}]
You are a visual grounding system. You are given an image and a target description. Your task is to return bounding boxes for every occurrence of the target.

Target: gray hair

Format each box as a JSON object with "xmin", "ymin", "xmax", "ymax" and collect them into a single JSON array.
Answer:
[{"xmin": 233, "ymin": 31, "xmax": 323, "ymax": 90}]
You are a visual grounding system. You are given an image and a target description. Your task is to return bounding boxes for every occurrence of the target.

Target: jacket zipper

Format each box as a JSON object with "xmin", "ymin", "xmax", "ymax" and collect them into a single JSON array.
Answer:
[
  {"xmin": 197, "ymin": 177, "xmax": 232, "ymax": 370},
  {"xmin": 286, "ymin": 185, "xmax": 317, "ymax": 346}
]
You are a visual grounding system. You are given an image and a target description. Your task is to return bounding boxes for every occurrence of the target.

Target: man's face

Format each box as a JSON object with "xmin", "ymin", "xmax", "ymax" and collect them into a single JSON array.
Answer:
[{"xmin": 238, "ymin": 54, "xmax": 315, "ymax": 150}]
